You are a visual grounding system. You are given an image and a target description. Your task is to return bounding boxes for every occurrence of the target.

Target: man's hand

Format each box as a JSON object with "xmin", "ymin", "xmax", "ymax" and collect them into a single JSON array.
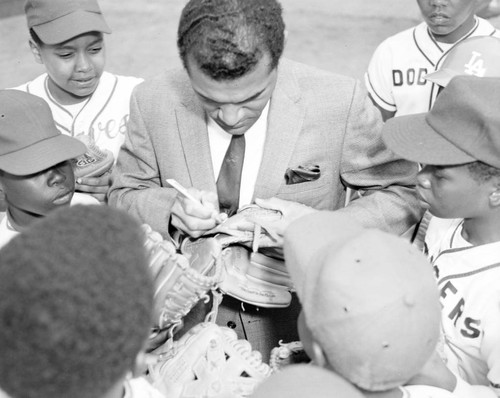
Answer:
[
  {"xmin": 233, "ymin": 197, "xmax": 317, "ymax": 247},
  {"xmin": 75, "ymin": 172, "xmax": 111, "ymax": 203},
  {"xmin": 170, "ymin": 188, "xmax": 226, "ymax": 238}
]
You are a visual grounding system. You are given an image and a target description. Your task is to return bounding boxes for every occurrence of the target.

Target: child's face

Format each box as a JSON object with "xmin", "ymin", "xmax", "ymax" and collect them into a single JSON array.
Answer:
[
  {"xmin": 417, "ymin": 0, "xmax": 478, "ymax": 43},
  {"xmin": 0, "ymin": 160, "xmax": 75, "ymax": 223},
  {"xmin": 417, "ymin": 164, "xmax": 487, "ymax": 218},
  {"xmin": 31, "ymin": 32, "xmax": 105, "ymax": 105}
]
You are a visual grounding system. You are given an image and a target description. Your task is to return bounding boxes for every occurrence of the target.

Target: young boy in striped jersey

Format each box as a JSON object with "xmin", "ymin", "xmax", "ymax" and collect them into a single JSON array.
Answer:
[
  {"xmin": 13, "ymin": 0, "xmax": 143, "ymax": 203},
  {"xmin": 365, "ymin": 0, "xmax": 499, "ymax": 121},
  {"xmin": 383, "ymin": 75, "xmax": 500, "ymax": 397}
]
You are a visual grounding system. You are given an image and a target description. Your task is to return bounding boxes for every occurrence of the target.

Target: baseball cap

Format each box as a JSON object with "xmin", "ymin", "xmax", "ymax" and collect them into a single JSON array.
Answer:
[
  {"xmin": 284, "ymin": 212, "xmax": 441, "ymax": 391},
  {"xmin": 251, "ymin": 365, "xmax": 364, "ymax": 398},
  {"xmin": 0, "ymin": 90, "xmax": 86, "ymax": 176},
  {"xmin": 383, "ymin": 75, "xmax": 500, "ymax": 168},
  {"xmin": 25, "ymin": 0, "xmax": 111, "ymax": 45},
  {"xmin": 425, "ymin": 36, "xmax": 500, "ymax": 87}
]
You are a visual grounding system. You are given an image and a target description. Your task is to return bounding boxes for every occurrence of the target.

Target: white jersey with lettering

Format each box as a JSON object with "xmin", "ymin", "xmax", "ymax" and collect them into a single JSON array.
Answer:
[
  {"xmin": 13, "ymin": 71, "xmax": 143, "ymax": 160},
  {"xmin": 364, "ymin": 17, "xmax": 499, "ymax": 117},
  {"xmin": 0, "ymin": 193, "xmax": 99, "ymax": 250},
  {"xmin": 425, "ymin": 217, "xmax": 500, "ymax": 397},
  {"xmin": 123, "ymin": 377, "xmax": 164, "ymax": 398},
  {"xmin": 399, "ymin": 385, "xmax": 459, "ymax": 397}
]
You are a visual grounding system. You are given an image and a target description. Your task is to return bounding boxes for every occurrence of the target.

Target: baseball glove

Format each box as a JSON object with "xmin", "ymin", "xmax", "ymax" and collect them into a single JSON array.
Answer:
[
  {"xmin": 141, "ymin": 225, "xmax": 224, "ymax": 335},
  {"xmin": 73, "ymin": 135, "xmax": 114, "ymax": 178},
  {"xmin": 180, "ymin": 205, "xmax": 295, "ymax": 308},
  {"xmin": 147, "ymin": 322, "xmax": 272, "ymax": 398}
]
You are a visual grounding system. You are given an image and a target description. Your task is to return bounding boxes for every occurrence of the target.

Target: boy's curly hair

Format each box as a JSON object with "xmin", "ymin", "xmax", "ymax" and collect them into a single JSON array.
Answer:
[
  {"xmin": 0, "ymin": 205, "xmax": 153, "ymax": 398},
  {"xmin": 467, "ymin": 160, "xmax": 500, "ymax": 183},
  {"xmin": 177, "ymin": 0, "xmax": 285, "ymax": 80}
]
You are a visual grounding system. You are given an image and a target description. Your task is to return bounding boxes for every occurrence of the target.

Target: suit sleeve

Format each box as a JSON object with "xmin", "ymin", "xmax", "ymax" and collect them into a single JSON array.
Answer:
[
  {"xmin": 335, "ymin": 80, "xmax": 423, "ymax": 235},
  {"xmin": 108, "ymin": 90, "xmax": 177, "ymax": 237}
]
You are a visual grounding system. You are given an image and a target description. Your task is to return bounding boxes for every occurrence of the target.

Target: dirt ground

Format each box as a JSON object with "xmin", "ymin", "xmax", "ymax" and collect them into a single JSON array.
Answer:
[{"xmin": 1, "ymin": 0, "xmax": 499, "ymax": 89}]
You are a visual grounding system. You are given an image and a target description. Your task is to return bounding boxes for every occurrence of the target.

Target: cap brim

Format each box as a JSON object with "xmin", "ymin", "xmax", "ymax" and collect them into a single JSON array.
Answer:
[
  {"xmin": 33, "ymin": 10, "xmax": 111, "ymax": 45},
  {"xmin": 382, "ymin": 113, "xmax": 476, "ymax": 166},
  {"xmin": 0, "ymin": 135, "xmax": 86, "ymax": 176},
  {"xmin": 424, "ymin": 69, "xmax": 456, "ymax": 87},
  {"xmin": 284, "ymin": 212, "xmax": 364, "ymax": 300}
]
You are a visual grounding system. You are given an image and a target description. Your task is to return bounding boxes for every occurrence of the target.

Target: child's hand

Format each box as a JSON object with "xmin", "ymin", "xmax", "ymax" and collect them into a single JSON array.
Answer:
[{"xmin": 75, "ymin": 172, "xmax": 111, "ymax": 203}]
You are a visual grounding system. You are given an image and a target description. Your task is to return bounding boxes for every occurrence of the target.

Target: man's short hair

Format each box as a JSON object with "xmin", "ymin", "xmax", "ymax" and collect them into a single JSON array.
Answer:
[
  {"xmin": 177, "ymin": 0, "xmax": 285, "ymax": 80},
  {"xmin": 0, "ymin": 205, "xmax": 153, "ymax": 398}
]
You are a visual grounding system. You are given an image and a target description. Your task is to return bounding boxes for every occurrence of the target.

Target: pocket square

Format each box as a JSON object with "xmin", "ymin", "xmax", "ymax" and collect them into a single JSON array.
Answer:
[{"xmin": 285, "ymin": 164, "xmax": 321, "ymax": 185}]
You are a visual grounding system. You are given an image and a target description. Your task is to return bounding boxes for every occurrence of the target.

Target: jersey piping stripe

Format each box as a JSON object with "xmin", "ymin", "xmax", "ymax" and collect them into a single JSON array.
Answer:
[
  {"xmin": 427, "ymin": 27, "xmax": 445, "ymax": 53},
  {"xmin": 413, "ymin": 28, "xmax": 436, "ymax": 66},
  {"xmin": 437, "ymin": 262, "xmax": 500, "ymax": 285},
  {"xmin": 55, "ymin": 120, "xmax": 72, "ymax": 135},
  {"xmin": 88, "ymin": 76, "xmax": 118, "ymax": 140},
  {"xmin": 70, "ymin": 96, "xmax": 92, "ymax": 137},
  {"xmin": 365, "ymin": 73, "xmax": 396, "ymax": 108},
  {"xmin": 72, "ymin": 75, "xmax": 118, "ymax": 140},
  {"xmin": 43, "ymin": 76, "xmax": 74, "ymax": 119}
]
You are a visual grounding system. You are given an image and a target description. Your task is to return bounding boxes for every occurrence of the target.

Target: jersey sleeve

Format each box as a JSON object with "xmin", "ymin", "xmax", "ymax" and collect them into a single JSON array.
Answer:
[
  {"xmin": 453, "ymin": 375, "xmax": 497, "ymax": 398},
  {"xmin": 364, "ymin": 39, "xmax": 397, "ymax": 113},
  {"xmin": 481, "ymin": 293, "xmax": 500, "ymax": 396},
  {"xmin": 402, "ymin": 385, "xmax": 459, "ymax": 397}
]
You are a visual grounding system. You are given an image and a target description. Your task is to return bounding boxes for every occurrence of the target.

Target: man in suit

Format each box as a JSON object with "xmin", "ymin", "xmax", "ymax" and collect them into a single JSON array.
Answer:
[{"xmin": 108, "ymin": 0, "xmax": 422, "ymax": 358}]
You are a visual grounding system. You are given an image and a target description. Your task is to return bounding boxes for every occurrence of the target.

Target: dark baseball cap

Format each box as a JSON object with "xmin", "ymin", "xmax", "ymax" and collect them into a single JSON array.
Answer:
[
  {"xmin": 383, "ymin": 75, "xmax": 500, "ymax": 169},
  {"xmin": 25, "ymin": 0, "xmax": 111, "ymax": 45},
  {"xmin": 284, "ymin": 212, "xmax": 440, "ymax": 390},
  {"xmin": 0, "ymin": 90, "xmax": 86, "ymax": 176}
]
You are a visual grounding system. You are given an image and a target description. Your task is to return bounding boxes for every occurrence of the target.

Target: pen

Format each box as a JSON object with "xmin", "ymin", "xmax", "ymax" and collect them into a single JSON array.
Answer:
[
  {"xmin": 166, "ymin": 179, "xmax": 199, "ymax": 203},
  {"xmin": 166, "ymin": 178, "xmax": 227, "ymax": 224}
]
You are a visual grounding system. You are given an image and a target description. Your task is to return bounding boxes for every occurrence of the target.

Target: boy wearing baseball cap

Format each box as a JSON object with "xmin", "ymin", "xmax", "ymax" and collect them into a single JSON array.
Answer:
[
  {"xmin": 0, "ymin": 90, "xmax": 98, "ymax": 249},
  {"xmin": 364, "ymin": 0, "xmax": 500, "ymax": 122},
  {"xmin": 12, "ymin": 0, "xmax": 143, "ymax": 203},
  {"xmin": 383, "ymin": 75, "xmax": 500, "ymax": 398},
  {"xmin": 283, "ymin": 212, "xmax": 459, "ymax": 397},
  {"xmin": 0, "ymin": 205, "xmax": 164, "ymax": 398}
]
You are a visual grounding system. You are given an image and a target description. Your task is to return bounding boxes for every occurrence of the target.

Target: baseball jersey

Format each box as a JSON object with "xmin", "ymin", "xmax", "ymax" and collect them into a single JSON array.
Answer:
[
  {"xmin": 123, "ymin": 376, "xmax": 165, "ymax": 398},
  {"xmin": 400, "ymin": 385, "xmax": 457, "ymax": 397},
  {"xmin": 13, "ymin": 71, "xmax": 143, "ymax": 160},
  {"xmin": 365, "ymin": 17, "xmax": 499, "ymax": 117},
  {"xmin": 0, "ymin": 193, "xmax": 99, "ymax": 249},
  {"xmin": 425, "ymin": 217, "xmax": 500, "ymax": 397}
]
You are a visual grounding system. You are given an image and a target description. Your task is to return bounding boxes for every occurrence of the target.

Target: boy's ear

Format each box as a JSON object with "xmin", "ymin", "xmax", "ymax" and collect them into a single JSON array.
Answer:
[
  {"xmin": 29, "ymin": 39, "xmax": 44, "ymax": 64},
  {"xmin": 489, "ymin": 179, "xmax": 500, "ymax": 207},
  {"xmin": 310, "ymin": 340, "xmax": 328, "ymax": 368}
]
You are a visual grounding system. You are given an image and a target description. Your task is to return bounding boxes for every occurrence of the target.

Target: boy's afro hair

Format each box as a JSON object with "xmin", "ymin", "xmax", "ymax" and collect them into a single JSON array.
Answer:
[{"xmin": 0, "ymin": 205, "xmax": 153, "ymax": 398}]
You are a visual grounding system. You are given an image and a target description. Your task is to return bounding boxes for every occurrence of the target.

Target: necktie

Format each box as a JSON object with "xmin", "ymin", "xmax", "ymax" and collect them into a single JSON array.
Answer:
[{"xmin": 216, "ymin": 134, "xmax": 246, "ymax": 217}]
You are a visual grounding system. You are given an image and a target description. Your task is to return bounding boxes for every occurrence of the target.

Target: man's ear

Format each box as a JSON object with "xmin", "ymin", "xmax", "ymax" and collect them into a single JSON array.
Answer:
[{"xmin": 29, "ymin": 39, "xmax": 44, "ymax": 64}]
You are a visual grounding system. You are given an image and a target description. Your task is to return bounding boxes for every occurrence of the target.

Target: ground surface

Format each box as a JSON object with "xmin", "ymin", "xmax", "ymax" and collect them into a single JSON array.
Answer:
[{"xmin": 1, "ymin": 1, "xmax": 499, "ymax": 89}]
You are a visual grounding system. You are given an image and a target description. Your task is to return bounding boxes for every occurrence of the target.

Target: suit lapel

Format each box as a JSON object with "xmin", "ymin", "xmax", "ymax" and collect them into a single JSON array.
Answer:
[
  {"xmin": 254, "ymin": 63, "xmax": 305, "ymax": 199},
  {"xmin": 175, "ymin": 99, "xmax": 217, "ymax": 192}
]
